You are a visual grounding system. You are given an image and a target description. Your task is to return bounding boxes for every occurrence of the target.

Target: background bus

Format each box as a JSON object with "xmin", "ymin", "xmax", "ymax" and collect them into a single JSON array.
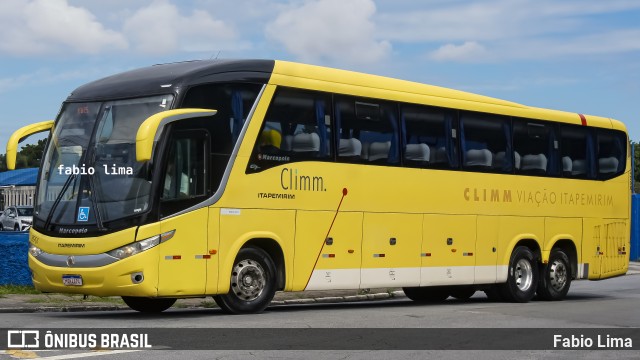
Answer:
[{"xmin": 8, "ymin": 59, "xmax": 630, "ymax": 313}]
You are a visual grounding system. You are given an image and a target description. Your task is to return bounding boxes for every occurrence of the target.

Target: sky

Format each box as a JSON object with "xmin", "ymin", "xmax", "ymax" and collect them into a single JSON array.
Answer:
[{"xmin": 1, "ymin": 0, "xmax": 639, "ymax": 152}]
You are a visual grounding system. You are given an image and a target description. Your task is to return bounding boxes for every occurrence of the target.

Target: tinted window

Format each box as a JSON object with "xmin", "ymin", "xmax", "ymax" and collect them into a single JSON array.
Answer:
[
  {"xmin": 248, "ymin": 88, "xmax": 333, "ymax": 172},
  {"xmin": 460, "ymin": 112, "xmax": 511, "ymax": 173},
  {"xmin": 513, "ymin": 119, "xmax": 558, "ymax": 176},
  {"xmin": 336, "ymin": 96, "xmax": 399, "ymax": 165},
  {"xmin": 597, "ymin": 129, "xmax": 626, "ymax": 179},
  {"xmin": 160, "ymin": 129, "xmax": 209, "ymax": 217},
  {"xmin": 559, "ymin": 125, "xmax": 594, "ymax": 179},
  {"xmin": 400, "ymin": 104, "xmax": 458, "ymax": 168},
  {"xmin": 182, "ymin": 83, "xmax": 262, "ymax": 187}
]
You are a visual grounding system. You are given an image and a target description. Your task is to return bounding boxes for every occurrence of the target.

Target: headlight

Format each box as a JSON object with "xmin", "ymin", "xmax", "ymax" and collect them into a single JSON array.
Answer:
[
  {"xmin": 29, "ymin": 243, "xmax": 43, "ymax": 258},
  {"xmin": 106, "ymin": 230, "xmax": 175, "ymax": 260}
]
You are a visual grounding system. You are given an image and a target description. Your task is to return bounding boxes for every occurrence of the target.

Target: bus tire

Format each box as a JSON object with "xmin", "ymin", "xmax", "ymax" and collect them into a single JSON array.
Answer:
[
  {"xmin": 214, "ymin": 247, "xmax": 276, "ymax": 314},
  {"xmin": 536, "ymin": 248, "xmax": 571, "ymax": 301},
  {"xmin": 402, "ymin": 286, "xmax": 450, "ymax": 303},
  {"xmin": 121, "ymin": 297, "xmax": 176, "ymax": 313},
  {"xmin": 449, "ymin": 286, "xmax": 476, "ymax": 300},
  {"xmin": 499, "ymin": 246, "xmax": 538, "ymax": 303}
]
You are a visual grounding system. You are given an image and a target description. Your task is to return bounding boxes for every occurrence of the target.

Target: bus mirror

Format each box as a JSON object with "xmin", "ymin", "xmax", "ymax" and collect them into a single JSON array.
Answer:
[
  {"xmin": 6, "ymin": 120, "xmax": 54, "ymax": 170},
  {"xmin": 135, "ymin": 108, "xmax": 217, "ymax": 162}
]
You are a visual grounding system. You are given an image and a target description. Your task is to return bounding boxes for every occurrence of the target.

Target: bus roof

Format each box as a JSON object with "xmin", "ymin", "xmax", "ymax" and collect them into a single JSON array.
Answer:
[
  {"xmin": 66, "ymin": 59, "xmax": 624, "ymax": 132},
  {"xmin": 67, "ymin": 59, "xmax": 275, "ymax": 102}
]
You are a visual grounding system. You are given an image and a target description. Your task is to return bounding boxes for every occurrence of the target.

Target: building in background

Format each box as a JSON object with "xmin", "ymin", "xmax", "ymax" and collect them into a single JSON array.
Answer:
[{"xmin": 0, "ymin": 168, "xmax": 38, "ymax": 209}]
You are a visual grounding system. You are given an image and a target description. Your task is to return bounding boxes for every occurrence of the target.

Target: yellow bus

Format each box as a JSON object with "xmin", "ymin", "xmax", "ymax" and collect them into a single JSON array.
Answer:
[{"xmin": 7, "ymin": 60, "xmax": 630, "ymax": 313}]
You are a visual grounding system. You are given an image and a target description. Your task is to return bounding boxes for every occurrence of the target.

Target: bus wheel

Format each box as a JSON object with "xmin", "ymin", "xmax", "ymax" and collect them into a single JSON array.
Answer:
[
  {"xmin": 537, "ymin": 249, "xmax": 571, "ymax": 301},
  {"xmin": 449, "ymin": 286, "xmax": 476, "ymax": 300},
  {"xmin": 499, "ymin": 246, "xmax": 538, "ymax": 302},
  {"xmin": 214, "ymin": 247, "xmax": 276, "ymax": 314},
  {"xmin": 121, "ymin": 297, "xmax": 176, "ymax": 313},
  {"xmin": 402, "ymin": 286, "xmax": 450, "ymax": 303}
]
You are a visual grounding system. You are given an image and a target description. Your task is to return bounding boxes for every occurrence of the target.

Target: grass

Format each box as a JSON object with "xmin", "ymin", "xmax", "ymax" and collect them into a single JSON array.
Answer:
[
  {"xmin": 0, "ymin": 285, "xmax": 124, "ymax": 305},
  {"xmin": 24, "ymin": 295, "xmax": 124, "ymax": 305},
  {"xmin": 0, "ymin": 285, "xmax": 41, "ymax": 296}
]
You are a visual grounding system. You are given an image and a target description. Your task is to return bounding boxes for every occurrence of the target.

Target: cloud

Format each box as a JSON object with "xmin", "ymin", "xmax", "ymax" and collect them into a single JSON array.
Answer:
[
  {"xmin": 0, "ymin": 67, "xmax": 109, "ymax": 94},
  {"xmin": 266, "ymin": 0, "xmax": 391, "ymax": 65},
  {"xmin": 377, "ymin": 0, "xmax": 640, "ymax": 43},
  {"xmin": 0, "ymin": 0, "xmax": 127, "ymax": 55},
  {"xmin": 122, "ymin": 0, "xmax": 238, "ymax": 54},
  {"xmin": 429, "ymin": 41, "xmax": 489, "ymax": 62}
]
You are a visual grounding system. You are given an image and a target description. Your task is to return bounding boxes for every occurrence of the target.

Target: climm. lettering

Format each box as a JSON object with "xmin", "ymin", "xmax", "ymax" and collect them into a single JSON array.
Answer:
[
  {"xmin": 280, "ymin": 168, "xmax": 326, "ymax": 192},
  {"xmin": 464, "ymin": 187, "xmax": 512, "ymax": 203}
]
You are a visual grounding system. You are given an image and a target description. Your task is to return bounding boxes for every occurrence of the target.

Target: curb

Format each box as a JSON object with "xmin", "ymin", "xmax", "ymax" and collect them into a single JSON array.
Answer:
[
  {"xmin": 0, "ymin": 291, "xmax": 405, "ymax": 314},
  {"xmin": 0, "ymin": 305, "xmax": 128, "ymax": 314}
]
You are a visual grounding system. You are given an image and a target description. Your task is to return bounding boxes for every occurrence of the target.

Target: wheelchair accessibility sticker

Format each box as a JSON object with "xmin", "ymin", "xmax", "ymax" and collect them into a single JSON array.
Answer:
[{"xmin": 77, "ymin": 207, "xmax": 90, "ymax": 222}]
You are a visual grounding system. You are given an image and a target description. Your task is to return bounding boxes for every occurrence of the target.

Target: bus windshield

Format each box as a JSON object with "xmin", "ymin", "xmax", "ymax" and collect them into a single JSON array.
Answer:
[{"xmin": 35, "ymin": 95, "xmax": 174, "ymax": 226}]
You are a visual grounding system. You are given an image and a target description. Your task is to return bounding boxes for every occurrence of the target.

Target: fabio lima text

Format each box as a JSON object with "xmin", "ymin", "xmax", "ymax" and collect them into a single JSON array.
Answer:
[
  {"xmin": 553, "ymin": 334, "xmax": 632, "ymax": 348},
  {"xmin": 57, "ymin": 164, "xmax": 133, "ymax": 175}
]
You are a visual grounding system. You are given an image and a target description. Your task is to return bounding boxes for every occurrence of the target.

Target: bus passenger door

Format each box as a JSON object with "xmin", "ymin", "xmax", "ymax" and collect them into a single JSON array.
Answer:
[
  {"xmin": 360, "ymin": 213, "xmax": 422, "ymax": 288},
  {"xmin": 421, "ymin": 215, "xmax": 476, "ymax": 286},
  {"xmin": 156, "ymin": 130, "xmax": 211, "ymax": 296},
  {"xmin": 294, "ymin": 211, "xmax": 363, "ymax": 290}
]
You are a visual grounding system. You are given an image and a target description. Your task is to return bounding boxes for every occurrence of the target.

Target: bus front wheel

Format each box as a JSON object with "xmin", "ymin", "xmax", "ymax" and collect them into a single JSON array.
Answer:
[
  {"xmin": 449, "ymin": 286, "xmax": 476, "ymax": 300},
  {"xmin": 402, "ymin": 286, "xmax": 450, "ymax": 303},
  {"xmin": 499, "ymin": 246, "xmax": 538, "ymax": 302},
  {"xmin": 121, "ymin": 297, "xmax": 176, "ymax": 313},
  {"xmin": 214, "ymin": 247, "xmax": 277, "ymax": 314},
  {"xmin": 536, "ymin": 248, "xmax": 572, "ymax": 301}
]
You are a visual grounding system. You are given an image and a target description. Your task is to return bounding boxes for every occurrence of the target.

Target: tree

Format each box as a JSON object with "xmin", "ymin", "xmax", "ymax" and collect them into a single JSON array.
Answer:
[{"xmin": 0, "ymin": 139, "xmax": 47, "ymax": 171}]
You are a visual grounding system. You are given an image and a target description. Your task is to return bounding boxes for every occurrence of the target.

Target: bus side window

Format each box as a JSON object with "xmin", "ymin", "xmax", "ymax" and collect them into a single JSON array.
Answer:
[
  {"xmin": 460, "ymin": 112, "xmax": 511, "ymax": 173},
  {"xmin": 559, "ymin": 125, "xmax": 595, "ymax": 179},
  {"xmin": 248, "ymin": 88, "xmax": 333, "ymax": 173},
  {"xmin": 400, "ymin": 104, "xmax": 458, "ymax": 169},
  {"xmin": 335, "ymin": 96, "xmax": 399, "ymax": 165},
  {"xmin": 513, "ymin": 119, "xmax": 557, "ymax": 176},
  {"xmin": 160, "ymin": 130, "xmax": 209, "ymax": 217},
  {"xmin": 597, "ymin": 129, "xmax": 626, "ymax": 179}
]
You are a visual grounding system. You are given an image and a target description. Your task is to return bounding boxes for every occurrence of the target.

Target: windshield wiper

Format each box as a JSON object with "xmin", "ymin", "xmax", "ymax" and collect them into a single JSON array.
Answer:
[
  {"xmin": 43, "ymin": 173, "xmax": 77, "ymax": 230},
  {"xmin": 87, "ymin": 151, "xmax": 106, "ymax": 231}
]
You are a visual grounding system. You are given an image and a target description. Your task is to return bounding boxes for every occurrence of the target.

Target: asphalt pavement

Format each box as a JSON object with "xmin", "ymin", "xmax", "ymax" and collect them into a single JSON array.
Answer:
[{"xmin": 1, "ymin": 262, "xmax": 638, "ymax": 313}]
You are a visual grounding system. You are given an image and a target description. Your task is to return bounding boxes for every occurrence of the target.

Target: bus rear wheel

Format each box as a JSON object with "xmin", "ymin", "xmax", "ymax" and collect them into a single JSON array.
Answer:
[
  {"xmin": 402, "ymin": 286, "xmax": 450, "ymax": 303},
  {"xmin": 499, "ymin": 246, "xmax": 538, "ymax": 302},
  {"xmin": 214, "ymin": 247, "xmax": 276, "ymax": 314},
  {"xmin": 537, "ymin": 249, "xmax": 571, "ymax": 301},
  {"xmin": 122, "ymin": 297, "xmax": 176, "ymax": 313}
]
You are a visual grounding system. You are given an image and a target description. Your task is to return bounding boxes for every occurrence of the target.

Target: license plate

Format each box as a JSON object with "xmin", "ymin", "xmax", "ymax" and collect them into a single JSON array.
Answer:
[{"xmin": 62, "ymin": 275, "xmax": 83, "ymax": 286}]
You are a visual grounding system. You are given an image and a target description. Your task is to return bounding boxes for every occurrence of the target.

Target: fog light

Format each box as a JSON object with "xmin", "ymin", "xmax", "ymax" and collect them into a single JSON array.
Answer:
[{"xmin": 131, "ymin": 272, "xmax": 144, "ymax": 284}]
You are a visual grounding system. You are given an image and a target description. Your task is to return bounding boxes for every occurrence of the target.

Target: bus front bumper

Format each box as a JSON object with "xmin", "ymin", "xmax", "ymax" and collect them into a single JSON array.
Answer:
[{"xmin": 28, "ymin": 248, "xmax": 160, "ymax": 297}]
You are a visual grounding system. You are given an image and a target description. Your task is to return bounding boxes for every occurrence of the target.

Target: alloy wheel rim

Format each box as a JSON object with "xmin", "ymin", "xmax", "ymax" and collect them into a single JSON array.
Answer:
[
  {"xmin": 549, "ymin": 259, "xmax": 567, "ymax": 291},
  {"xmin": 230, "ymin": 259, "xmax": 266, "ymax": 301},
  {"xmin": 515, "ymin": 258, "xmax": 533, "ymax": 291}
]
